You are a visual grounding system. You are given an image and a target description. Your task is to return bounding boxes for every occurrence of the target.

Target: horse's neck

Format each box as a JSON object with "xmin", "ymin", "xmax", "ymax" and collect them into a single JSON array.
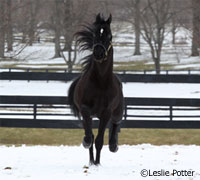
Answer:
[{"xmin": 92, "ymin": 54, "xmax": 113, "ymax": 83}]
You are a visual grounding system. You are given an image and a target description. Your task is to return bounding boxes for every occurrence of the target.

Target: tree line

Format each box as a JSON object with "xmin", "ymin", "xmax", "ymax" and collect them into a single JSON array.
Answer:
[{"xmin": 0, "ymin": 0, "xmax": 200, "ymax": 74}]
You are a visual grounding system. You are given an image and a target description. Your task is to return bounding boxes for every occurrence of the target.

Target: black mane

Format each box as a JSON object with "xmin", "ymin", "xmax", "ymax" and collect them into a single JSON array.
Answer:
[
  {"xmin": 75, "ymin": 24, "xmax": 95, "ymax": 72},
  {"xmin": 75, "ymin": 24, "xmax": 95, "ymax": 52}
]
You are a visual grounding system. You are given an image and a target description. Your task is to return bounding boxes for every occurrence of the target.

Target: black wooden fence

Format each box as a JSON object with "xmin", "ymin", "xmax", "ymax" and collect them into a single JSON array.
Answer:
[
  {"xmin": 1, "ymin": 95, "xmax": 200, "ymax": 129},
  {"xmin": 1, "ymin": 69, "xmax": 200, "ymax": 83}
]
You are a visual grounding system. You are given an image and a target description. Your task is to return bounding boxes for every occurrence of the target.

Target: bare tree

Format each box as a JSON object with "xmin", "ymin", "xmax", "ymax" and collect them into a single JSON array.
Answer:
[
  {"xmin": 62, "ymin": 0, "xmax": 90, "ymax": 72},
  {"xmin": 5, "ymin": 0, "xmax": 13, "ymax": 51},
  {"xmin": 122, "ymin": 0, "xmax": 142, "ymax": 55},
  {"xmin": 53, "ymin": 0, "xmax": 62, "ymax": 58},
  {"xmin": 170, "ymin": 2, "xmax": 179, "ymax": 45},
  {"xmin": 191, "ymin": 0, "xmax": 200, "ymax": 56},
  {"xmin": 133, "ymin": 0, "xmax": 141, "ymax": 55},
  {"xmin": 14, "ymin": 0, "xmax": 40, "ymax": 45},
  {"xmin": 140, "ymin": 0, "xmax": 172, "ymax": 74},
  {"xmin": 0, "ymin": 0, "xmax": 6, "ymax": 58},
  {"xmin": 171, "ymin": 14, "xmax": 178, "ymax": 45},
  {"xmin": 28, "ymin": 0, "xmax": 40, "ymax": 46},
  {"xmin": 169, "ymin": 0, "xmax": 187, "ymax": 45},
  {"xmin": 62, "ymin": 0, "xmax": 74, "ymax": 71}
]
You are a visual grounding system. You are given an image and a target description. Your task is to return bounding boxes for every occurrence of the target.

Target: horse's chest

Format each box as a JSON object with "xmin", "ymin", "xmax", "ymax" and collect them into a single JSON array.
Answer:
[
  {"xmin": 95, "ymin": 93, "xmax": 108, "ymax": 106},
  {"xmin": 82, "ymin": 80, "xmax": 116, "ymax": 115},
  {"xmin": 90, "ymin": 91, "xmax": 113, "ymax": 113}
]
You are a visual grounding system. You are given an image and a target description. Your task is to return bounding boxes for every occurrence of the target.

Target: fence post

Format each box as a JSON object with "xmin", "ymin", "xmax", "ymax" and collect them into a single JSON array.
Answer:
[
  {"xmin": 169, "ymin": 106, "xmax": 173, "ymax": 121},
  {"xmin": 33, "ymin": 104, "xmax": 37, "ymax": 120},
  {"xmin": 46, "ymin": 69, "xmax": 49, "ymax": 83},
  {"xmin": 124, "ymin": 102, "xmax": 127, "ymax": 121},
  {"xmin": 27, "ymin": 69, "xmax": 30, "ymax": 82}
]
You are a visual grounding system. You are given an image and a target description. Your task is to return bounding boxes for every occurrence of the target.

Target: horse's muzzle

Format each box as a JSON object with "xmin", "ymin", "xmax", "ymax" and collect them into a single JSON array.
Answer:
[{"xmin": 93, "ymin": 43, "xmax": 106, "ymax": 62}]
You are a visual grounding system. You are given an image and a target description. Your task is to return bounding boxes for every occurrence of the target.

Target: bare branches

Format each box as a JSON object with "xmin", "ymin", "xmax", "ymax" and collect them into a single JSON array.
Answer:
[{"xmin": 140, "ymin": 0, "xmax": 172, "ymax": 74}]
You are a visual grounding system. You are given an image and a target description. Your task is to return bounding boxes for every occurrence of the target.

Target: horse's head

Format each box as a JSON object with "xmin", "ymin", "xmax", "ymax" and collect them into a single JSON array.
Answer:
[{"xmin": 92, "ymin": 13, "xmax": 112, "ymax": 63}]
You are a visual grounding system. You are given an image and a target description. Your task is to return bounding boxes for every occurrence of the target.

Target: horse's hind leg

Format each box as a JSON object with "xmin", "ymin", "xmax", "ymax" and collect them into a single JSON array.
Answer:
[
  {"xmin": 109, "ymin": 123, "xmax": 119, "ymax": 152},
  {"xmin": 109, "ymin": 102, "xmax": 123, "ymax": 152}
]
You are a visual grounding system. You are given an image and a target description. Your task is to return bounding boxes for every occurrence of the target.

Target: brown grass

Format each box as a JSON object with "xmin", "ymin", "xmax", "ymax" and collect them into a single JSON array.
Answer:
[{"xmin": 1, "ymin": 128, "xmax": 200, "ymax": 146}]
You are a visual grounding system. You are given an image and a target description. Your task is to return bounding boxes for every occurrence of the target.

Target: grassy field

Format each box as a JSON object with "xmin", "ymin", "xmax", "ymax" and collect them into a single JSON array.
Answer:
[
  {"xmin": 1, "ymin": 128, "xmax": 200, "ymax": 146},
  {"xmin": 0, "ymin": 60, "xmax": 179, "ymax": 72}
]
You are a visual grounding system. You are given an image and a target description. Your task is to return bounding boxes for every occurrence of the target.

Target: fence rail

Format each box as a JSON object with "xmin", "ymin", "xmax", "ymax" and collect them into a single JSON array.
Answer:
[
  {"xmin": 1, "ymin": 68, "xmax": 200, "ymax": 74},
  {"xmin": 1, "ymin": 71, "xmax": 200, "ymax": 83},
  {"xmin": 1, "ymin": 95, "xmax": 200, "ymax": 129}
]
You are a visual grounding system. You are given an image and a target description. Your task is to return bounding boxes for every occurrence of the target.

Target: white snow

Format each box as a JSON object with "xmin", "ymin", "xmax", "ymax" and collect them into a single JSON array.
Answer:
[
  {"xmin": 0, "ymin": 144, "xmax": 200, "ymax": 180},
  {"xmin": 1, "ymin": 80, "xmax": 200, "ymax": 99}
]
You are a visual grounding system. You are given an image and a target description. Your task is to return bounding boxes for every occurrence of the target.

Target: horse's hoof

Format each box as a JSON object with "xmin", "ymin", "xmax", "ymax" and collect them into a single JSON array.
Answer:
[
  {"xmin": 82, "ymin": 136, "xmax": 92, "ymax": 149},
  {"xmin": 89, "ymin": 160, "xmax": 95, "ymax": 166},
  {"xmin": 94, "ymin": 161, "xmax": 100, "ymax": 166},
  {"xmin": 109, "ymin": 144, "xmax": 118, "ymax": 153}
]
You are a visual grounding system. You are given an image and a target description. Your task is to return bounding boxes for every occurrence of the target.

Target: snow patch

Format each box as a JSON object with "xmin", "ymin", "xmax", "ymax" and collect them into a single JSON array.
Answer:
[{"xmin": 0, "ymin": 144, "xmax": 200, "ymax": 180}]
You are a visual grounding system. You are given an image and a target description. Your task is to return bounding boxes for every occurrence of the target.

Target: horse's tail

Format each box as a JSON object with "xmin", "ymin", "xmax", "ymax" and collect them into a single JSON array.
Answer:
[{"xmin": 68, "ymin": 76, "xmax": 81, "ymax": 119}]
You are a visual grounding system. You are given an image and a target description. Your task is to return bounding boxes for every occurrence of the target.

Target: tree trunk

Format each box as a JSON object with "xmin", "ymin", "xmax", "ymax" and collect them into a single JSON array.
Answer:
[
  {"xmin": 63, "ymin": 0, "xmax": 76, "ymax": 72},
  {"xmin": 63, "ymin": 0, "xmax": 71, "ymax": 51},
  {"xmin": 22, "ymin": 30, "xmax": 27, "ymax": 43},
  {"xmin": 134, "ymin": 0, "xmax": 141, "ymax": 55},
  {"xmin": 0, "ymin": 0, "xmax": 6, "ymax": 58},
  {"xmin": 6, "ymin": 0, "xmax": 13, "ymax": 51},
  {"xmin": 68, "ymin": 49, "xmax": 72, "ymax": 73},
  {"xmin": 21, "ymin": 0, "xmax": 28, "ymax": 44},
  {"xmin": 154, "ymin": 57, "xmax": 161, "ymax": 75},
  {"xmin": 54, "ymin": 30, "xmax": 61, "ymax": 58},
  {"xmin": 171, "ymin": 16, "xmax": 176, "ymax": 45},
  {"xmin": 191, "ymin": 0, "xmax": 200, "ymax": 56},
  {"xmin": 28, "ymin": 0, "xmax": 37, "ymax": 46},
  {"xmin": 29, "ymin": 18, "xmax": 35, "ymax": 46},
  {"xmin": 53, "ymin": 0, "xmax": 61, "ymax": 58}
]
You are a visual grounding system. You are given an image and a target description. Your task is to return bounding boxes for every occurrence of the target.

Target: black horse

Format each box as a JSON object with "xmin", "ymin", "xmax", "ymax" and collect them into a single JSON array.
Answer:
[{"xmin": 68, "ymin": 13, "xmax": 124, "ymax": 165}]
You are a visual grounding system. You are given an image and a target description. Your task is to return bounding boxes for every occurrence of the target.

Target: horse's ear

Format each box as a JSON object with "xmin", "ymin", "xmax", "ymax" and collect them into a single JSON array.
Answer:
[
  {"xmin": 95, "ymin": 13, "xmax": 101, "ymax": 24},
  {"xmin": 106, "ymin": 14, "xmax": 112, "ymax": 24}
]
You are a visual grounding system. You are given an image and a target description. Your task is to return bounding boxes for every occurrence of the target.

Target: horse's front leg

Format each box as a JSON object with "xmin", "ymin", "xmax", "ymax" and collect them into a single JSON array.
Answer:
[
  {"xmin": 95, "ymin": 110, "xmax": 111, "ymax": 165},
  {"xmin": 81, "ymin": 105, "xmax": 94, "ymax": 164}
]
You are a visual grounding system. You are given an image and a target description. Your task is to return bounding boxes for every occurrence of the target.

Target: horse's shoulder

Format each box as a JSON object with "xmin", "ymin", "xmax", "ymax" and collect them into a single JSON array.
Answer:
[{"xmin": 113, "ymin": 74, "xmax": 122, "ymax": 86}]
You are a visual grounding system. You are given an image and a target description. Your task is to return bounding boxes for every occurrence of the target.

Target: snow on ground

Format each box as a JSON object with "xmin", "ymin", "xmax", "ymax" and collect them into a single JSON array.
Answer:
[
  {"xmin": 1, "ymin": 80, "xmax": 200, "ymax": 99},
  {"xmin": 0, "ymin": 144, "xmax": 200, "ymax": 180}
]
